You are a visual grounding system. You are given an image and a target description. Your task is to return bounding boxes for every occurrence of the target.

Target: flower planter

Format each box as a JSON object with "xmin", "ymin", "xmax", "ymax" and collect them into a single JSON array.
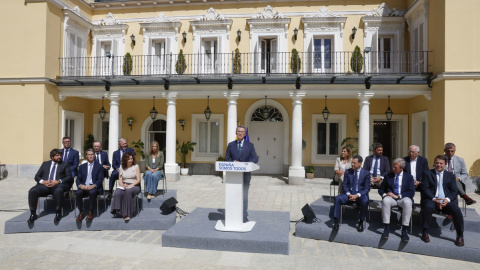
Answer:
[
  {"xmin": 306, "ymin": 173, "xmax": 314, "ymax": 179},
  {"xmin": 180, "ymin": 168, "xmax": 189, "ymax": 175}
]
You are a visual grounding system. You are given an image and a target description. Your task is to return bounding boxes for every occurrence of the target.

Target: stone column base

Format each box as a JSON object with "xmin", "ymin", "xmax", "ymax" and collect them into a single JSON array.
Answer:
[
  {"xmin": 165, "ymin": 163, "xmax": 180, "ymax": 182},
  {"xmin": 288, "ymin": 166, "xmax": 305, "ymax": 185}
]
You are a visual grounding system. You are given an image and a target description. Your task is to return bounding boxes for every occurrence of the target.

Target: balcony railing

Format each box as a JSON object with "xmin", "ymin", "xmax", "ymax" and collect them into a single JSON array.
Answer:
[{"xmin": 59, "ymin": 51, "xmax": 430, "ymax": 78}]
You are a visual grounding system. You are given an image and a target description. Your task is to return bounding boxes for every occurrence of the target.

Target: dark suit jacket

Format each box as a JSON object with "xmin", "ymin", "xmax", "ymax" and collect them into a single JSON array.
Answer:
[
  {"xmin": 342, "ymin": 168, "xmax": 371, "ymax": 197},
  {"xmin": 421, "ymin": 169, "xmax": 458, "ymax": 202},
  {"xmin": 403, "ymin": 155, "xmax": 429, "ymax": 181},
  {"xmin": 94, "ymin": 150, "xmax": 111, "ymax": 178},
  {"xmin": 62, "ymin": 148, "xmax": 79, "ymax": 177},
  {"xmin": 379, "ymin": 172, "xmax": 415, "ymax": 199},
  {"xmin": 76, "ymin": 162, "xmax": 104, "ymax": 193},
  {"xmin": 225, "ymin": 140, "xmax": 259, "ymax": 163},
  {"xmin": 363, "ymin": 155, "xmax": 390, "ymax": 177},
  {"xmin": 34, "ymin": 160, "xmax": 73, "ymax": 187},
  {"xmin": 112, "ymin": 148, "xmax": 136, "ymax": 170}
]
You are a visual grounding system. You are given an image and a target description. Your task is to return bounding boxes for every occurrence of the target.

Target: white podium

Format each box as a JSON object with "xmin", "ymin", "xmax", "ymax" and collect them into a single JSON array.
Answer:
[{"xmin": 215, "ymin": 161, "xmax": 259, "ymax": 232}]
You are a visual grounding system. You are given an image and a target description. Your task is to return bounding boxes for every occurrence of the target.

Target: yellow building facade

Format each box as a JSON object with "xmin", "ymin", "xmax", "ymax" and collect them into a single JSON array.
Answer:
[{"xmin": 1, "ymin": 0, "xmax": 479, "ymax": 183}]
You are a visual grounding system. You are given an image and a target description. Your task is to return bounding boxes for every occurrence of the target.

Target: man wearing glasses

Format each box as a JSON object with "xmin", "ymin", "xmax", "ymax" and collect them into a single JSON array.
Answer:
[{"xmin": 61, "ymin": 137, "xmax": 79, "ymax": 190}]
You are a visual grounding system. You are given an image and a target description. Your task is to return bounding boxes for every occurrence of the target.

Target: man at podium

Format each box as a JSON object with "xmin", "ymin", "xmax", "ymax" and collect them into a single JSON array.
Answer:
[{"xmin": 225, "ymin": 126, "xmax": 259, "ymax": 222}]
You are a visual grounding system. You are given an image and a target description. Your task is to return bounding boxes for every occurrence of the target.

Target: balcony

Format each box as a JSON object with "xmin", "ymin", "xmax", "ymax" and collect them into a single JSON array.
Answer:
[{"xmin": 57, "ymin": 51, "xmax": 432, "ymax": 87}]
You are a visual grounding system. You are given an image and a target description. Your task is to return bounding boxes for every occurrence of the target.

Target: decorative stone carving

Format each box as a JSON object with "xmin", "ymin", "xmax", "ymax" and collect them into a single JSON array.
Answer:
[
  {"xmin": 371, "ymin": 3, "xmax": 405, "ymax": 17},
  {"xmin": 146, "ymin": 13, "xmax": 175, "ymax": 23},
  {"xmin": 309, "ymin": 7, "xmax": 339, "ymax": 18},
  {"xmin": 252, "ymin": 5, "xmax": 287, "ymax": 19},
  {"xmin": 196, "ymin": 7, "xmax": 225, "ymax": 21},
  {"xmin": 97, "ymin": 12, "xmax": 122, "ymax": 26},
  {"xmin": 72, "ymin": 6, "xmax": 81, "ymax": 16}
]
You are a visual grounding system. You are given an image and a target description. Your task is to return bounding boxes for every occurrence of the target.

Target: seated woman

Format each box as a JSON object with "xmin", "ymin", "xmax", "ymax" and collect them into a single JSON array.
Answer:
[
  {"xmin": 111, "ymin": 153, "xmax": 140, "ymax": 221},
  {"xmin": 333, "ymin": 146, "xmax": 352, "ymax": 194},
  {"xmin": 144, "ymin": 141, "xmax": 164, "ymax": 199}
]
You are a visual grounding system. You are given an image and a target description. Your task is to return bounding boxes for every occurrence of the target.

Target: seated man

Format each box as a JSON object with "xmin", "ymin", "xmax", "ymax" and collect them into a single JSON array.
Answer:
[
  {"xmin": 28, "ymin": 149, "xmax": 73, "ymax": 223},
  {"xmin": 75, "ymin": 149, "xmax": 104, "ymax": 222},
  {"xmin": 379, "ymin": 158, "xmax": 415, "ymax": 242},
  {"xmin": 333, "ymin": 155, "xmax": 371, "ymax": 232},
  {"xmin": 403, "ymin": 145, "xmax": 429, "ymax": 189},
  {"xmin": 421, "ymin": 155, "xmax": 465, "ymax": 246},
  {"xmin": 93, "ymin": 140, "xmax": 111, "ymax": 179}
]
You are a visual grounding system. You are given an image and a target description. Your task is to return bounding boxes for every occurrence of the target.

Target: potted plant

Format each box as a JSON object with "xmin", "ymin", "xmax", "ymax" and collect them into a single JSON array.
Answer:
[
  {"xmin": 290, "ymin": 48, "xmax": 302, "ymax": 74},
  {"xmin": 233, "ymin": 48, "xmax": 242, "ymax": 74},
  {"xmin": 176, "ymin": 49, "xmax": 187, "ymax": 75},
  {"xmin": 176, "ymin": 140, "xmax": 197, "ymax": 175},
  {"xmin": 123, "ymin": 52, "xmax": 133, "ymax": 75},
  {"xmin": 350, "ymin": 45, "xmax": 363, "ymax": 73},
  {"xmin": 305, "ymin": 166, "xmax": 315, "ymax": 179}
]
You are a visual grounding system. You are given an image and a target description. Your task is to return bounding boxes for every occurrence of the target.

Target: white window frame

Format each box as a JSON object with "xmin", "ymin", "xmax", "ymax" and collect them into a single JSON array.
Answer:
[
  {"xmin": 312, "ymin": 36, "xmax": 334, "ymax": 73},
  {"xmin": 151, "ymin": 38, "xmax": 168, "ymax": 75},
  {"xmin": 93, "ymin": 113, "xmax": 123, "ymax": 151},
  {"xmin": 191, "ymin": 114, "xmax": 224, "ymax": 161},
  {"xmin": 311, "ymin": 114, "xmax": 346, "ymax": 164},
  {"xmin": 200, "ymin": 37, "xmax": 219, "ymax": 74},
  {"xmin": 61, "ymin": 110, "xmax": 84, "ymax": 159}
]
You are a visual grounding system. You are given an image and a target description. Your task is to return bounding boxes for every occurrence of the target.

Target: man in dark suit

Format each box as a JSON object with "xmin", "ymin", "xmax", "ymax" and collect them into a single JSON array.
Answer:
[
  {"xmin": 93, "ymin": 140, "xmax": 111, "ymax": 179},
  {"xmin": 403, "ymin": 145, "xmax": 429, "ymax": 189},
  {"xmin": 363, "ymin": 143, "xmax": 390, "ymax": 187},
  {"xmin": 421, "ymin": 155, "xmax": 464, "ymax": 246},
  {"xmin": 225, "ymin": 126, "xmax": 259, "ymax": 222},
  {"xmin": 379, "ymin": 158, "xmax": 415, "ymax": 242},
  {"xmin": 61, "ymin": 136, "xmax": 79, "ymax": 185},
  {"xmin": 75, "ymin": 149, "xmax": 104, "ymax": 222},
  {"xmin": 28, "ymin": 149, "xmax": 73, "ymax": 223},
  {"xmin": 333, "ymin": 155, "xmax": 370, "ymax": 232},
  {"xmin": 108, "ymin": 138, "xmax": 135, "ymax": 196}
]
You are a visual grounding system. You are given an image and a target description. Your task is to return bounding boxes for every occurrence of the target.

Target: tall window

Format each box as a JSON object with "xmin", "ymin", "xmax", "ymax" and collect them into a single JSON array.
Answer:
[
  {"xmin": 148, "ymin": 120, "xmax": 167, "ymax": 152},
  {"xmin": 313, "ymin": 38, "xmax": 332, "ymax": 72},
  {"xmin": 191, "ymin": 114, "xmax": 224, "ymax": 161},
  {"xmin": 152, "ymin": 40, "xmax": 167, "ymax": 74},
  {"xmin": 378, "ymin": 36, "xmax": 392, "ymax": 70},
  {"xmin": 317, "ymin": 122, "xmax": 339, "ymax": 155},
  {"xmin": 311, "ymin": 114, "xmax": 346, "ymax": 164},
  {"xmin": 202, "ymin": 38, "xmax": 218, "ymax": 74},
  {"xmin": 65, "ymin": 32, "xmax": 84, "ymax": 76}
]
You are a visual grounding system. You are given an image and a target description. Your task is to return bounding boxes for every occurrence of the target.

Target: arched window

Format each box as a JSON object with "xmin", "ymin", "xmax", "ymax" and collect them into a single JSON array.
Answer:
[
  {"xmin": 148, "ymin": 120, "xmax": 167, "ymax": 151},
  {"xmin": 250, "ymin": 105, "xmax": 283, "ymax": 122}
]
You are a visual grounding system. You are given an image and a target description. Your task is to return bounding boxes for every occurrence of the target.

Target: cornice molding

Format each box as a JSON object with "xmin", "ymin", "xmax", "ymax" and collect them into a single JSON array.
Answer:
[
  {"xmin": 0, "ymin": 77, "xmax": 56, "ymax": 85},
  {"xmin": 432, "ymin": 72, "xmax": 480, "ymax": 83}
]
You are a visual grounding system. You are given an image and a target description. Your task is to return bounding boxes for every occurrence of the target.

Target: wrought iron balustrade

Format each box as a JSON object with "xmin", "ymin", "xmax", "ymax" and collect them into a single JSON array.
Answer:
[{"xmin": 59, "ymin": 51, "xmax": 430, "ymax": 78}]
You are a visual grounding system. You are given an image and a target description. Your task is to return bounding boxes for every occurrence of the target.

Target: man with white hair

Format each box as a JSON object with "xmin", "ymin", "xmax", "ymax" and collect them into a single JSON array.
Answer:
[
  {"xmin": 403, "ymin": 145, "xmax": 429, "ymax": 189},
  {"xmin": 379, "ymin": 158, "xmax": 415, "ymax": 242}
]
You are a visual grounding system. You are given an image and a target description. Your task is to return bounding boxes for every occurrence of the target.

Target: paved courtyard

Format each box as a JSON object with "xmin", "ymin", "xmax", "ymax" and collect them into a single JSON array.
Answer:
[{"xmin": 1, "ymin": 175, "xmax": 479, "ymax": 269}]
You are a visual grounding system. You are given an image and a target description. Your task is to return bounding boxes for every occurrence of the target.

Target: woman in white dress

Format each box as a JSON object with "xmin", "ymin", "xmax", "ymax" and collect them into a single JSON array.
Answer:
[{"xmin": 333, "ymin": 147, "xmax": 352, "ymax": 194}]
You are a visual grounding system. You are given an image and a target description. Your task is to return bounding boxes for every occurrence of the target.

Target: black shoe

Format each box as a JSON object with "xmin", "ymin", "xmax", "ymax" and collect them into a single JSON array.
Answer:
[
  {"xmin": 54, "ymin": 212, "xmax": 62, "ymax": 222},
  {"xmin": 382, "ymin": 229, "xmax": 389, "ymax": 239},
  {"xmin": 401, "ymin": 229, "xmax": 410, "ymax": 242},
  {"xmin": 357, "ymin": 220, "xmax": 364, "ymax": 232},
  {"xmin": 333, "ymin": 222, "xmax": 339, "ymax": 232},
  {"xmin": 27, "ymin": 214, "xmax": 38, "ymax": 224},
  {"xmin": 243, "ymin": 217, "xmax": 249, "ymax": 223}
]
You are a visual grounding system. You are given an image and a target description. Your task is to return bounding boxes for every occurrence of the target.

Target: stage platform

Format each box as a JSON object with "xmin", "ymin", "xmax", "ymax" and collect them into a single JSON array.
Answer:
[
  {"xmin": 162, "ymin": 207, "xmax": 290, "ymax": 255},
  {"xmin": 295, "ymin": 196, "xmax": 480, "ymax": 263},
  {"xmin": 4, "ymin": 190, "xmax": 177, "ymax": 234}
]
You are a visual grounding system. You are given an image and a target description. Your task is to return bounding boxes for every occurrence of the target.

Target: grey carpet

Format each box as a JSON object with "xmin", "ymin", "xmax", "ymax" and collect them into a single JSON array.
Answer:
[{"xmin": 162, "ymin": 207, "xmax": 290, "ymax": 255}]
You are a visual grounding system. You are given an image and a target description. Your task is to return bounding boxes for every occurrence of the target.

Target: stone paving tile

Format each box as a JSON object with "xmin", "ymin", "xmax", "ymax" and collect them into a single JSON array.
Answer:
[{"xmin": 1, "ymin": 176, "xmax": 480, "ymax": 269}]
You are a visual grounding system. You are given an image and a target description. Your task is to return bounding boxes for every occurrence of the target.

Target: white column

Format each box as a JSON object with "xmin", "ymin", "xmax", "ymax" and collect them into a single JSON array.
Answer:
[
  {"xmin": 108, "ymin": 95, "xmax": 120, "ymax": 164},
  {"xmin": 358, "ymin": 93, "xmax": 374, "ymax": 160},
  {"xmin": 226, "ymin": 93, "xmax": 239, "ymax": 144},
  {"xmin": 288, "ymin": 93, "xmax": 305, "ymax": 185},
  {"xmin": 164, "ymin": 96, "xmax": 180, "ymax": 181}
]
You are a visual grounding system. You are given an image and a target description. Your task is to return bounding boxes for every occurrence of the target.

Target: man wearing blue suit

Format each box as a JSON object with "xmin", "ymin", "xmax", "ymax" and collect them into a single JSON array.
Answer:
[
  {"xmin": 109, "ymin": 138, "xmax": 135, "ymax": 196},
  {"xmin": 333, "ymin": 155, "xmax": 370, "ymax": 232},
  {"xmin": 363, "ymin": 143, "xmax": 390, "ymax": 187},
  {"xmin": 403, "ymin": 145, "xmax": 429, "ymax": 189},
  {"xmin": 61, "ymin": 136, "xmax": 79, "ymax": 188},
  {"xmin": 225, "ymin": 126, "xmax": 259, "ymax": 222},
  {"xmin": 379, "ymin": 158, "xmax": 415, "ymax": 242},
  {"xmin": 93, "ymin": 140, "xmax": 111, "ymax": 179},
  {"xmin": 421, "ymin": 155, "xmax": 465, "ymax": 246},
  {"xmin": 75, "ymin": 149, "xmax": 104, "ymax": 222}
]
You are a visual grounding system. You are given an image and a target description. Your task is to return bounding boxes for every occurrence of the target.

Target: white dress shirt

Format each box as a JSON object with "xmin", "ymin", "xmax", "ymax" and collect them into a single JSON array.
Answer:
[
  {"xmin": 435, "ymin": 170, "xmax": 450, "ymax": 202},
  {"xmin": 410, "ymin": 158, "xmax": 417, "ymax": 180}
]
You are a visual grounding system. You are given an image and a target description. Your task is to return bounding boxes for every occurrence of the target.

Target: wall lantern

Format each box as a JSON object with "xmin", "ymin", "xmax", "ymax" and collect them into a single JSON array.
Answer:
[
  {"xmin": 204, "ymin": 96, "xmax": 212, "ymax": 121},
  {"xmin": 178, "ymin": 119, "xmax": 186, "ymax": 130},
  {"xmin": 99, "ymin": 97, "xmax": 107, "ymax": 121},
  {"xmin": 150, "ymin": 96, "xmax": 158, "ymax": 121},
  {"xmin": 182, "ymin": 31, "xmax": 187, "ymax": 43},
  {"xmin": 322, "ymin": 95, "xmax": 330, "ymax": 121},
  {"xmin": 385, "ymin": 95, "xmax": 393, "ymax": 121},
  {"xmin": 352, "ymin": 26, "xmax": 357, "ymax": 39},
  {"xmin": 130, "ymin": 34, "xmax": 136, "ymax": 46},
  {"xmin": 262, "ymin": 96, "xmax": 270, "ymax": 120},
  {"xmin": 127, "ymin": 117, "xmax": 134, "ymax": 130},
  {"xmin": 293, "ymin": 28, "xmax": 298, "ymax": 41},
  {"xmin": 237, "ymin": 29, "xmax": 242, "ymax": 41}
]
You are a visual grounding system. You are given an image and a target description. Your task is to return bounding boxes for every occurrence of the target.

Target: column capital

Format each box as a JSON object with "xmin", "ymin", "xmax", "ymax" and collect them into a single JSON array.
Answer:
[
  {"xmin": 357, "ymin": 92, "xmax": 374, "ymax": 102},
  {"xmin": 224, "ymin": 92, "xmax": 239, "ymax": 101},
  {"xmin": 108, "ymin": 93, "xmax": 120, "ymax": 102}
]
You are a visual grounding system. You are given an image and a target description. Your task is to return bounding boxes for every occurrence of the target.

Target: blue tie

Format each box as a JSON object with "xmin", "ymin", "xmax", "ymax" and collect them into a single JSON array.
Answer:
[
  {"xmin": 372, "ymin": 157, "xmax": 378, "ymax": 177},
  {"xmin": 49, "ymin": 163, "xmax": 57, "ymax": 180},
  {"xmin": 352, "ymin": 170, "xmax": 359, "ymax": 194},
  {"xmin": 394, "ymin": 174, "xmax": 400, "ymax": 195},
  {"xmin": 238, "ymin": 142, "xmax": 242, "ymax": 156},
  {"xmin": 437, "ymin": 172, "xmax": 445, "ymax": 199}
]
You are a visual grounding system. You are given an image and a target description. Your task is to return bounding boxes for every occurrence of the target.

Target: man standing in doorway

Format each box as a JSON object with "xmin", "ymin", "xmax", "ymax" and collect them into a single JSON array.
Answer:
[
  {"xmin": 225, "ymin": 126, "xmax": 259, "ymax": 222},
  {"xmin": 109, "ymin": 138, "xmax": 135, "ymax": 196}
]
